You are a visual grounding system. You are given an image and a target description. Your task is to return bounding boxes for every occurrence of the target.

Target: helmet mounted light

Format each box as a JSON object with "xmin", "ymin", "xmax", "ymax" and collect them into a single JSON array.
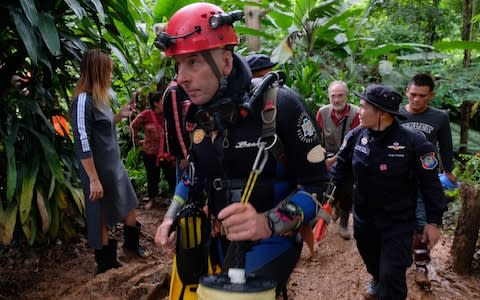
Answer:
[
  {"xmin": 209, "ymin": 10, "xmax": 244, "ymax": 29},
  {"xmin": 154, "ymin": 3, "xmax": 243, "ymax": 56},
  {"xmin": 154, "ymin": 26, "xmax": 201, "ymax": 51}
]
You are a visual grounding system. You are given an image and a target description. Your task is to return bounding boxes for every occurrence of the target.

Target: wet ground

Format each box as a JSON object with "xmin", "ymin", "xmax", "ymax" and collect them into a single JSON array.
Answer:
[{"xmin": 1, "ymin": 201, "xmax": 479, "ymax": 299}]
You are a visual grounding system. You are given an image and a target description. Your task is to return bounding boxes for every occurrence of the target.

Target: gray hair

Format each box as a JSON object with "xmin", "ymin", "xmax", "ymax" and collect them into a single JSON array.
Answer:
[{"xmin": 328, "ymin": 80, "xmax": 348, "ymax": 94}]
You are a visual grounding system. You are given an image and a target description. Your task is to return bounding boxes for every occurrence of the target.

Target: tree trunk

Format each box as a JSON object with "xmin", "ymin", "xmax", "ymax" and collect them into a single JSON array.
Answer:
[
  {"xmin": 244, "ymin": 3, "xmax": 263, "ymax": 52},
  {"xmin": 462, "ymin": 0, "xmax": 474, "ymax": 68},
  {"xmin": 451, "ymin": 183, "xmax": 480, "ymax": 274},
  {"xmin": 459, "ymin": 101, "xmax": 473, "ymax": 153},
  {"xmin": 426, "ymin": 0, "xmax": 440, "ymax": 45}
]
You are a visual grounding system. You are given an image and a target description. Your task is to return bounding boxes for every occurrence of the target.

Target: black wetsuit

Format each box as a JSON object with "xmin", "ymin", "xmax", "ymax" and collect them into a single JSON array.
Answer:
[{"xmin": 184, "ymin": 53, "xmax": 329, "ymax": 287}]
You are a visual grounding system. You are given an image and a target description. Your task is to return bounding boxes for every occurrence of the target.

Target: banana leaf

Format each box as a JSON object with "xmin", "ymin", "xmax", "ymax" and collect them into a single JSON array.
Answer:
[
  {"xmin": 10, "ymin": 7, "xmax": 40, "ymax": 65},
  {"xmin": 36, "ymin": 190, "xmax": 51, "ymax": 233},
  {"xmin": 50, "ymin": 198, "xmax": 60, "ymax": 238},
  {"xmin": 0, "ymin": 203, "xmax": 19, "ymax": 245},
  {"xmin": 19, "ymin": 0, "xmax": 39, "ymax": 27},
  {"xmin": 55, "ymin": 185, "xmax": 69, "ymax": 210},
  {"xmin": 65, "ymin": 183, "xmax": 85, "ymax": 216},
  {"xmin": 362, "ymin": 43, "xmax": 433, "ymax": 58},
  {"xmin": 19, "ymin": 154, "xmax": 40, "ymax": 244},
  {"xmin": 38, "ymin": 12, "xmax": 61, "ymax": 56},
  {"xmin": 433, "ymin": 41, "xmax": 480, "ymax": 51},
  {"xmin": 90, "ymin": 0, "xmax": 105, "ymax": 24},
  {"xmin": 105, "ymin": 0, "xmax": 138, "ymax": 34},
  {"xmin": 28, "ymin": 213, "xmax": 38, "ymax": 245},
  {"xmin": 48, "ymin": 175, "xmax": 56, "ymax": 201},
  {"xmin": 152, "ymin": 0, "xmax": 196, "ymax": 21},
  {"xmin": 28, "ymin": 127, "xmax": 64, "ymax": 184},
  {"xmin": 4, "ymin": 129, "xmax": 18, "ymax": 203},
  {"xmin": 64, "ymin": 0, "xmax": 87, "ymax": 19}
]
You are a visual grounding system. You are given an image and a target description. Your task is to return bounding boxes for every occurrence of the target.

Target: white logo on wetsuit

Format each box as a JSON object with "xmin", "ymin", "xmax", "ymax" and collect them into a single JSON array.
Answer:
[
  {"xmin": 235, "ymin": 141, "xmax": 258, "ymax": 149},
  {"xmin": 297, "ymin": 112, "xmax": 316, "ymax": 143}
]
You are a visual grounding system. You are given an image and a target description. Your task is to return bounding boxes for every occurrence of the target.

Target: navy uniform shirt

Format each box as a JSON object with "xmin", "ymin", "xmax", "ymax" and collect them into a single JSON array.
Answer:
[{"xmin": 331, "ymin": 121, "xmax": 446, "ymax": 231}]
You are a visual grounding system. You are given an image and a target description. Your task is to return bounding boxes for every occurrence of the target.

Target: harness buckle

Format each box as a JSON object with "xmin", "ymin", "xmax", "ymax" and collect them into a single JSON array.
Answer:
[{"xmin": 212, "ymin": 178, "xmax": 224, "ymax": 191}]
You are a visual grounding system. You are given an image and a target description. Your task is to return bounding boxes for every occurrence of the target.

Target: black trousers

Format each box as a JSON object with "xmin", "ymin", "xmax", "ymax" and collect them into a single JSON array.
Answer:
[
  {"xmin": 142, "ymin": 152, "xmax": 176, "ymax": 198},
  {"xmin": 354, "ymin": 219, "xmax": 413, "ymax": 300}
]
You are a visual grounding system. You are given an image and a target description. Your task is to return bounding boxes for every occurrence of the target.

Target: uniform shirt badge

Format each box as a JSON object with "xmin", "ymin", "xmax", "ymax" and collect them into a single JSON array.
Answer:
[
  {"xmin": 387, "ymin": 142, "xmax": 405, "ymax": 151},
  {"xmin": 361, "ymin": 137, "xmax": 368, "ymax": 145},
  {"xmin": 380, "ymin": 164, "xmax": 388, "ymax": 171},
  {"xmin": 193, "ymin": 128, "xmax": 206, "ymax": 144},
  {"xmin": 420, "ymin": 152, "xmax": 439, "ymax": 170}
]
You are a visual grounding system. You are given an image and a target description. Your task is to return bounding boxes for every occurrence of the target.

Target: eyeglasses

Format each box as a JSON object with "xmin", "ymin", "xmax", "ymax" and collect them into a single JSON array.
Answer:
[{"xmin": 329, "ymin": 94, "xmax": 346, "ymax": 99}]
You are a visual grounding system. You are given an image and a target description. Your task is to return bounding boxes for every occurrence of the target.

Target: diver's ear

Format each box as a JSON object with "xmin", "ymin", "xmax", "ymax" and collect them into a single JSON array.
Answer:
[{"xmin": 221, "ymin": 50, "xmax": 233, "ymax": 76}]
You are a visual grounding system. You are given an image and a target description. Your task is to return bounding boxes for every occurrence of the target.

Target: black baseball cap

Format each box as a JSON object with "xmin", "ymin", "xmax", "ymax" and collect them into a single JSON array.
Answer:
[
  {"xmin": 354, "ymin": 84, "xmax": 406, "ymax": 120},
  {"xmin": 246, "ymin": 54, "xmax": 277, "ymax": 72}
]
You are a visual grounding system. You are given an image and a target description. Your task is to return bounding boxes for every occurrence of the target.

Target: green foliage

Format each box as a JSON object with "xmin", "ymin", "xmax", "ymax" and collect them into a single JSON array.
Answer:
[
  {"xmin": 2, "ymin": 0, "xmax": 479, "ymax": 247},
  {"xmin": 0, "ymin": 0, "xmax": 156, "ymax": 246},
  {"xmin": 442, "ymin": 198, "xmax": 462, "ymax": 234},
  {"xmin": 379, "ymin": 60, "xmax": 480, "ymax": 121},
  {"xmin": 456, "ymin": 153, "xmax": 480, "ymax": 185},
  {"xmin": 443, "ymin": 152, "xmax": 480, "ymax": 234},
  {"xmin": 368, "ymin": 0, "xmax": 461, "ymax": 45}
]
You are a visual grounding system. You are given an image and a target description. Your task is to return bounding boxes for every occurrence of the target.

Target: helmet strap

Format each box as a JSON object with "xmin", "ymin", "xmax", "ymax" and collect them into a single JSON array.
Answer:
[{"xmin": 201, "ymin": 51, "xmax": 228, "ymax": 97}]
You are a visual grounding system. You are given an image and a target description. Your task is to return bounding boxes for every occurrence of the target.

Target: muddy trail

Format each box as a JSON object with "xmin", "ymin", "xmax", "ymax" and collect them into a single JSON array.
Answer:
[{"xmin": 1, "ymin": 201, "xmax": 479, "ymax": 300}]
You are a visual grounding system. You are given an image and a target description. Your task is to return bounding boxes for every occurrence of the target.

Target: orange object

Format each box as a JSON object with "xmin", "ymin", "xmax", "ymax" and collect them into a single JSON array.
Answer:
[
  {"xmin": 51, "ymin": 115, "xmax": 70, "ymax": 137},
  {"xmin": 313, "ymin": 202, "xmax": 333, "ymax": 242}
]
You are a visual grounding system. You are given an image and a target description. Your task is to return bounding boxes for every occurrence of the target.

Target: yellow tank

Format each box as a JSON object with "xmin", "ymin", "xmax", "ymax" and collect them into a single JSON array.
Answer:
[{"xmin": 197, "ymin": 274, "xmax": 276, "ymax": 300}]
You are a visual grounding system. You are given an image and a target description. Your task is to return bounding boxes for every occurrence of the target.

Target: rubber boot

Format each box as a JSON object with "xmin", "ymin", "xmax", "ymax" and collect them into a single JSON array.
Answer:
[
  {"xmin": 94, "ymin": 247, "xmax": 107, "ymax": 275},
  {"xmin": 107, "ymin": 239, "xmax": 122, "ymax": 268},
  {"xmin": 95, "ymin": 239, "xmax": 122, "ymax": 275},
  {"xmin": 338, "ymin": 209, "xmax": 351, "ymax": 240},
  {"xmin": 123, "ymin": 221, "xmax": 149, "ymax": 258},
  {"xmin": 413, "ymin": 233, "xmax": 431, "ymax": 287}
]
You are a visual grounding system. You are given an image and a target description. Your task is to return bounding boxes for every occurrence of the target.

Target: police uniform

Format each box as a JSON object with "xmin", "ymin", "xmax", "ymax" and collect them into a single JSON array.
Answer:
[
  {"xmin": 186, "ymin": 53, "xmax": 329, "ymax": 287},
  {"xmin": 331, "ymin": 85, "xmax": 447, "ymax": 299}
]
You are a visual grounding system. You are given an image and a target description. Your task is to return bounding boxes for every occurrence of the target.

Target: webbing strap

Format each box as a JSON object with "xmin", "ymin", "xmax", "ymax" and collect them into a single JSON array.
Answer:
[
  {"xmin": 261, "ymin": 86, "xmax": 278, "ymax": 136},
  {"xmin": 261, "ymin": 86, "xmax": 285, "ymax": 162},
  {"xmin": 170, "ymin": 87, "xmax": 188, "ymax": 159}
]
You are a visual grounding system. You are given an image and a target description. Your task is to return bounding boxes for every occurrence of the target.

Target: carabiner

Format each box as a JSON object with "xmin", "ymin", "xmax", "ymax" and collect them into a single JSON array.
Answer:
[
  {"xmin": 240, "ymin": 142, "xmax": 270, "ymax": 205},
  {"xmin": 257, "ymin": 134, "xmax": 278, "ymax": 151},
  {"xmin": 251, "ymin": 142, "xmax": 268, "ymax": 173}
]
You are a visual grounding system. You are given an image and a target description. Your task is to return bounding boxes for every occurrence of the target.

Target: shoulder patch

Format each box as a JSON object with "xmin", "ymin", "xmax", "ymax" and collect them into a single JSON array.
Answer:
[
  {"xmin": 296, "ymin": 112, "xmax": 317, "ymax": 143},
  {"xmin": 193, "ymin": 129, "xmax": 205, "ymax": 144},
  {"xmin": 420, "ymin": 152, "xmax": 438, "ymax": 170},
  {"xmin": 307, "ymin": 144, "xmax": 326, "ymax": 163}
]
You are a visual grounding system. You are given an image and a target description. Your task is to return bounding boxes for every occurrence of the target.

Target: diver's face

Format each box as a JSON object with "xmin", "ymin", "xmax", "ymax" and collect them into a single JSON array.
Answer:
[{"xmin": 175, "ymin": 49, "xmax": 233, "ymax": 105}]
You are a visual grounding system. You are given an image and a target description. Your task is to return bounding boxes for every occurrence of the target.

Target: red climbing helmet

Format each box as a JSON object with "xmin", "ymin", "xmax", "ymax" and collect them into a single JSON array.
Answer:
[{"xmin": 160, "ymin": 2, "xmax": 241, "ymax": 57}]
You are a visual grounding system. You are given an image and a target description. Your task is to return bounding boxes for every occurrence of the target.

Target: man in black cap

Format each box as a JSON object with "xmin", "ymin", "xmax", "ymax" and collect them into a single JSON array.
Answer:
[
  {"xmin": 330, "ymin": 84, "xmax": 447, "ymax": 299},
  {"xmin": 246, "ymin": 53, "xmax": 277, "ymax": 78}
]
